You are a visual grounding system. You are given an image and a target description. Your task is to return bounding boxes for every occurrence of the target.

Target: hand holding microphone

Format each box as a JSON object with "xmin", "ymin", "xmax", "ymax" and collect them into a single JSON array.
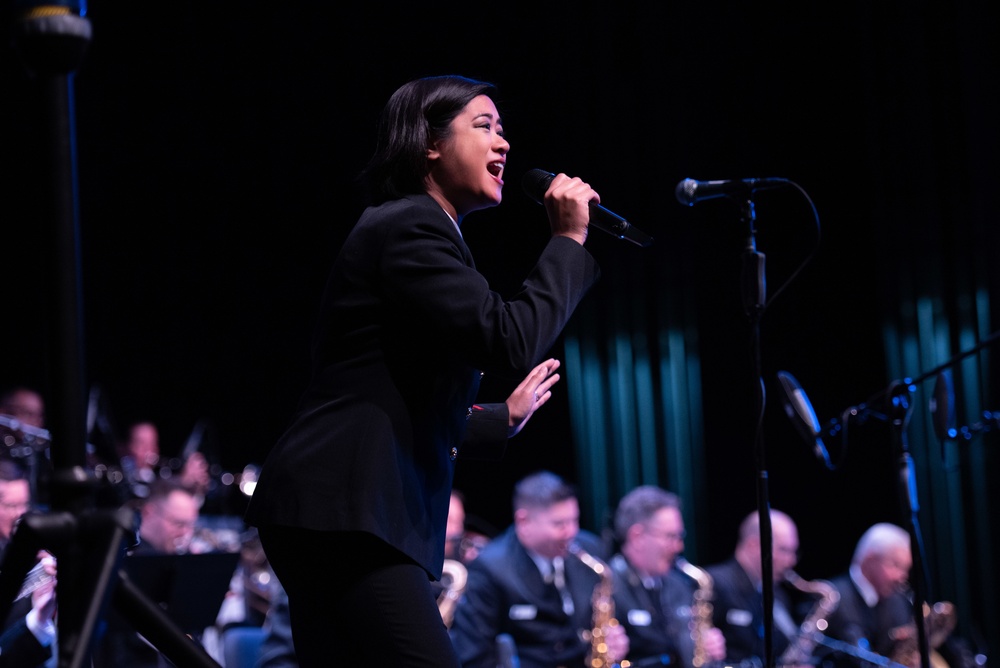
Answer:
[
  {"xmin": 524, "ymin": 171, "xmax": 595, "ymax": 245},
  {"xmin": 522, "ymin": 169, "xmax": 653, "ymax": 247}
]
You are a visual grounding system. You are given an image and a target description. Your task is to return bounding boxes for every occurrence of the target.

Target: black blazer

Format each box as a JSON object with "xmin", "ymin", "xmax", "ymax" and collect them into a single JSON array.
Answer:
[
  {"xmin": 822, "ymin": 572, "xmax": 913, "ymax": 665},
  {"xmin": 706, "ymin": 557, "xmax": 797, "ymax": 665},
  {"xmin": 450, "ymin": 527, "xmax": 608, "ymax": 668},
  {"xmin": 608, "ymin": 554, "xmax": 683, "ymax": 667},
  {"xmin": 245, "ymin": 194, "xmax": 600, "ymax": 578}
]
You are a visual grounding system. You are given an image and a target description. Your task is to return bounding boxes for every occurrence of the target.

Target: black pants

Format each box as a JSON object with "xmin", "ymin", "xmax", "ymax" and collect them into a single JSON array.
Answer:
[{"xmin": 258, "ymin": 525, "xmax": 460, "ymax": 668}]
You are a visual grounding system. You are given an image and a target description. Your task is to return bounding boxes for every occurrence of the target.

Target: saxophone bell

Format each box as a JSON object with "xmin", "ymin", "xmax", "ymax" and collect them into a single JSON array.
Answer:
[
  {"xmin": 675, "ymin": 556, "xmax": 715, "ymax": 668},
  {"xmin": 568, "ymin": 542, "xmax": 625, "ymax": 668},
  {"xmin": 889, "ymin": 600, "xmax": 957, "ymax": 668},
  {"xmin": 778, "ymin": 570, "xmax": 840, "ymax": 666}
]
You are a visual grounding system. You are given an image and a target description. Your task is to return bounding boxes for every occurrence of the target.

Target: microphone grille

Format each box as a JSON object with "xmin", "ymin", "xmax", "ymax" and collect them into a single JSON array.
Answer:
[
  {"xmin": 675, "ymin": 178, "xmax": 697, "ymax": 206},
  {"xmin": 521, "ymin": 169, "xmax": 555, "ymax": 204}
]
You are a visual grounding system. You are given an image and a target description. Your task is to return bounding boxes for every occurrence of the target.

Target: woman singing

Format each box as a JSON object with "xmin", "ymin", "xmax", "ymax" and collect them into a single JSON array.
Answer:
[{"xmin": 245, "ymin": 74, "xmax": 601, "ymax": 666}]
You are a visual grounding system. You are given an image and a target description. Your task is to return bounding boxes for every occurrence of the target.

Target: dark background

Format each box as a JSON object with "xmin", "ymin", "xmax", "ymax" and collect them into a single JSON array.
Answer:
[{"xmin": 3, "ymin": 0, "xmax": 998, "ymax": 654}]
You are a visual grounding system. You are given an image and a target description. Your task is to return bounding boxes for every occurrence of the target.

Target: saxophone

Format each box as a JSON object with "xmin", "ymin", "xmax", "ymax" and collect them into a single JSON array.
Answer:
[
  {"xmin": 778, "ymin": 570, "xmax": 841, "ymax": 666},
  {"xmin": 568, "ymin": 543, "xmax": 630, "ymax": 668},
  {"xmin": 889, "ymin": 600, "xmax": 957, "ymax": 668},
  {"xmin": 675, "ymin": 557, "xmax": 715, "ymax": 668},
  {"xmin": 437, "ymin": 558, "xmax": 468, "ymax": 628}
]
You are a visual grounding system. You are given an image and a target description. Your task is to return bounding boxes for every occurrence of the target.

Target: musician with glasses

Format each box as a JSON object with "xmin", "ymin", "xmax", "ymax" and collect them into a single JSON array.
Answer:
[
  {"xmin": 93, "ymin": 479, "xmax": 207, "ymax": 666},
  {"xmin": 821, "ymin": 522, "xmax": 979, "ymax": 668},
  {"xmin": 608, "ymin": 485, "xmax": 726, "ymax": 668},
  {"xmin": 822, "ymin": 522, "xmax": 912, "ymax": 663},
  {"xmin": 132, "ymin": 478, "xmax": 201, "ymax": 555}
]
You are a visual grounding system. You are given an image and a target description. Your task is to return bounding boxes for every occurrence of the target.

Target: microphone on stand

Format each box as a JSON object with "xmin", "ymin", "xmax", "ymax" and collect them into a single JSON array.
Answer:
[
  {"xmin": 674, "ymin": 177, "xmax": 789, "ymax": 206},
  {"xmin": 930, "ymin": 371, "xmax": 1000, "ymax": 444},
  {"xmin": 929, "ymin": 371, "xmax": 956, "ymax": 444},
  {"xmin": 522, "ymin": 169, "xmax": 653, "ymax": 247},
  {"xmin": 776, "ymin": 371, "xmax": 833, "ymax": 469}
]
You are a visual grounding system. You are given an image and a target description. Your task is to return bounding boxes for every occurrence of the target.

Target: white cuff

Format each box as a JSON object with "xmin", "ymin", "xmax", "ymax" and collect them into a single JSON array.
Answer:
[{"xmin": 26, "ymin": 608, "xmax": 56, "ymax": 647}]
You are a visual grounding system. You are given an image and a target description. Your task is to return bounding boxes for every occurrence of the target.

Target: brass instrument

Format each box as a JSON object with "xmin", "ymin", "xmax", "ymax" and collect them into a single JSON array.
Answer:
[
  {"xmin": 889, "ymin": 600, "xmax": 956, "ymax": 668},
  {"xmin": 779, "ymin": 570, "xmax": 841, "ymax": 666},
  {"xmin": 437, "ymin": 558, "xmax": 468, "ymax": 628},
  {"xmin": 568, "ymin": 543, "xmax": 630, "ymax": 668},
  {"xmin": 675, "ymin": 557, "xmax": 715, "ymax": 668}
]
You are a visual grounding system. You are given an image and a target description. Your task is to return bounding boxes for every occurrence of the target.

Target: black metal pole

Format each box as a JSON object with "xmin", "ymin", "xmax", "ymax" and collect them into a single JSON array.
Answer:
[
  {"xmin": 7, "ymin": 5, "xmax": 224, "ymax": 667},
  {"xmin": 886, "ymin": 381, "xmax": 933, "ymax": 668},
  {"xmin": 11, "ymin": 0, "xmax": 94, "ymax": 511},
  {"xmin": 740, "ymin": 196, "xmax": 776, "ymax": 668}
]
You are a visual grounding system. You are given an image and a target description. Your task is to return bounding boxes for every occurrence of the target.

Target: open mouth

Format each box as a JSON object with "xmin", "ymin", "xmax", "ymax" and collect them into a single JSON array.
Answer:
[{"xmin": 487, "ymin": 161, "xmax": 504, "ymax": 179}]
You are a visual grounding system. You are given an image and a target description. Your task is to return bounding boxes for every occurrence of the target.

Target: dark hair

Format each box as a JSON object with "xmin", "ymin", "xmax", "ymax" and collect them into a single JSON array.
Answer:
[
  {"xmin": 359, "ymin": 74, "xmax": 497, "ymax": 205},
  {"xmin": 613, "ymin": 485, "xmax": 681, "ymax": 542},
  {"xmin": 513, "ymin": 470, "xmax": 576, "ymax": 513}
]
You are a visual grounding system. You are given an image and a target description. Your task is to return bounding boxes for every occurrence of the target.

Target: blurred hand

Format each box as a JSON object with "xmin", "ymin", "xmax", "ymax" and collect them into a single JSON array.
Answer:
[
  {"xmin": 506, "ymin": 358, "xmax": 561, "ymax": 437},
  {"xmin": 605, "ymin": 622, "xmax": 630, "ymax": 664},
  {"xmin": 31, "ymin": 551, "xmax": 57, "ymax": 623},
  {"xmin": 179, "ymin": 451, "xmax": 211, "ymax": 493},
  {"xmin": 703, "ymin": 627, "xmax": 727, "ymax": 661}
]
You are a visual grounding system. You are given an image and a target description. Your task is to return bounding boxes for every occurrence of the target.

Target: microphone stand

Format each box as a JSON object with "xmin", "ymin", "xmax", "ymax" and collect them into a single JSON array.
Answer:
[
  {"xmin": 804, "ymin": 335, "xmax": 1000, "ymax": 668},
  {"xmin": 885, "ymin": 380, "xmax": 933, "ymax": 668},
  {"xmin": 794, "ymin": 384, "xmax": 938, "ymax": 668},
  {"xmin": 739, "ymin": 195, "xmax": 777, "ymax": 668},
  {"xmin": 0, "ymin": 5, "xmax": 220, "ymax": 667},
  {"xmin": 845, "ymin": 333, "xmax": 1000, "ymax": 668}
]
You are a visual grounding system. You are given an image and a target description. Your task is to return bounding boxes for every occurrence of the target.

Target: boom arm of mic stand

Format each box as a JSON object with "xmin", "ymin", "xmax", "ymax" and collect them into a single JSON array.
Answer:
[
  {"xmin": 849, "ymin": 329, "xmax": 1000, "ymax": 415},
  {"xmin": 946, "ymin": 409, "xmax": 1000, "ymax": 440}
]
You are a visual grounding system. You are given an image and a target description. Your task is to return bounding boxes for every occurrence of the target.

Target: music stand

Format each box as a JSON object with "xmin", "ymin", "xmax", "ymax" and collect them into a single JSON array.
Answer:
[{"xmin": 120, "ymin": 552, "xmax": 241, "ymax": 635}]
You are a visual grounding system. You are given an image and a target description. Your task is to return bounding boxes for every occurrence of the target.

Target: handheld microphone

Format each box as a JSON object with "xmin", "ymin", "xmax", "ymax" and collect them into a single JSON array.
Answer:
[
  {"xmin": 522, "ymin": 169, "xmax": 653, "ymax": 247},
  {"xmin": 675, "ymin": 177, "xmax": 789, "ymax": 206}
]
